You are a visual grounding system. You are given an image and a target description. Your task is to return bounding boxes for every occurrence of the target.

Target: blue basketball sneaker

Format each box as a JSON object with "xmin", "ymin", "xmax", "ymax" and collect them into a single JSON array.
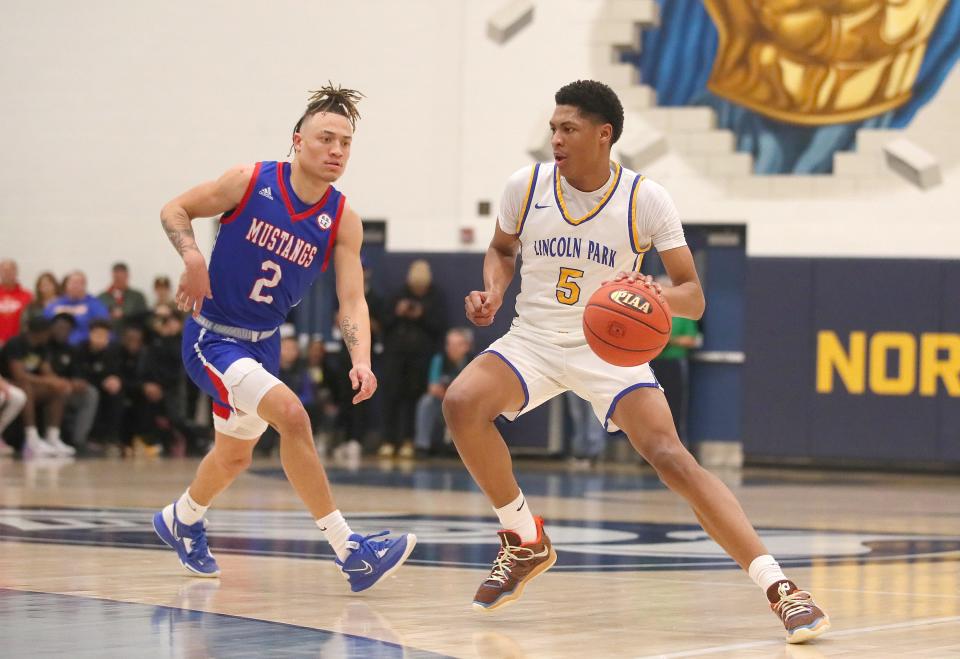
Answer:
[
  {"xmin": 336, "ymin": 530, "xmax": 417, "ymax": 592},
  {"xmin": 152, "ymin": 503, "xmax": 221, "ymax": 578}
]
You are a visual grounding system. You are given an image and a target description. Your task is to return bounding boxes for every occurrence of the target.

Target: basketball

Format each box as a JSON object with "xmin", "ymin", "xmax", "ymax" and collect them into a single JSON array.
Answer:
[{"xmin": 582, "ymin": 281, "xmax": 672, "ymax": 367}]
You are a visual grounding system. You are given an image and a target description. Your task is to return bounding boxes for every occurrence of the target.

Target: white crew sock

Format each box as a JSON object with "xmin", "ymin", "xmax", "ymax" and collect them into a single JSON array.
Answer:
[
  {"xmin": 748, "ymin": 554, "xmax": 789, "ymax": 594},
  {"xmin": 317, "ymin": 510, "xmax": 354, "ymax": 561},
  {"xmin": 175, "ymin": 489, "xmax": 208, "ymax": 526},
  {"xmin": 25, "ymin": 426, "xmax": 40, "ymax": 442},
  {"xmin": 45, "ymin": 426, "xmax": 61, "ymax": 442},
  {"xmin": 317, "ymin": 509, "xmax": 353, "ymax": 562},
  {"xmin": 494, "ymin": 490, "xmax": 537, "ymax": 544}
]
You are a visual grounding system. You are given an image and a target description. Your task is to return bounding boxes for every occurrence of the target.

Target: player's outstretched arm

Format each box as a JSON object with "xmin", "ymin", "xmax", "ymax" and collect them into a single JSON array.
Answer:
[
  {"xmin": 612, "ymin": 247, "xmax": 705, "ymax": 320},
  {"xmin": 465, "ymin": 225, "xmax": 519, "ymax": 327},
  {"xmin": 159, "ymin": 164, "xmax": 255, "ymax": 315},
  {"xmin": 333, "ymin": 206, "xmax": 376, "ymax": 404}
]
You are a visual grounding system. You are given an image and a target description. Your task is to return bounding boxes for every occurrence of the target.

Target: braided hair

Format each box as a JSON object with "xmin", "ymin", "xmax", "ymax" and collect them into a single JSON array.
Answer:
[{"xmin": 292, "ymin": 82, "xmax": 364, "ymax": 138}]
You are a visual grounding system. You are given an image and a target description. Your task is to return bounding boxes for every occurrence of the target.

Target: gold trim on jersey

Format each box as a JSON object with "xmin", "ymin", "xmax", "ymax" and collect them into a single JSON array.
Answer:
[
  {"xmin": 633, "ymin": 240, "xmax": 653, "ymax": 272},
  {"xmin": 628, "ymin": 174, "xmax": 649, "ymax": 253},
  {"xmin": 515, "ymin": 163, "xmax": 542, "ymax": 236},
  {"xmin": 553, "ymin": 161, "xmax": 623, "ymax": 226}
]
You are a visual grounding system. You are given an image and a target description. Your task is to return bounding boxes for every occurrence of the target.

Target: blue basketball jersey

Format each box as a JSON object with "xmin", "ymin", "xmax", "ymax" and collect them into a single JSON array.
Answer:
[{"xmin": 201, "ymin": 161, "xmax": 345, "ymax": 331}]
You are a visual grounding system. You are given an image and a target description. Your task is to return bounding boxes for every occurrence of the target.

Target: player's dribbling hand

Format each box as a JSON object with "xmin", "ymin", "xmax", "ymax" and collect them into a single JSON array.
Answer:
[
  {"xmin": 349, "ymin": 365, "xmax": 377, "ymax": 404},
  {"xmin": 177, "ymin": 253, "xmax": 213, "ymax": 316},
  {"xmin": 606, "ymin": 271, "xmax": 664, "ymax": 301},
  {"xmin": 465, "ymin": 290, "xmax": 500, "ymax": 327}
]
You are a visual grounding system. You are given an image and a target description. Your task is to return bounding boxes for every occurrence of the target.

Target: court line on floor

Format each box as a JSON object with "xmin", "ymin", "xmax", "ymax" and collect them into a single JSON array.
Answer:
[
  {"xmin": 559, "ymin": 569, "xmax": 960, "ymax": 599},
  {"xmin": 0, "ymin": 587, "xmax": 453, "ymax": 658},
  {"xmin": 636, "ymin": 615, "xmax": 960, "ymax": 658}
]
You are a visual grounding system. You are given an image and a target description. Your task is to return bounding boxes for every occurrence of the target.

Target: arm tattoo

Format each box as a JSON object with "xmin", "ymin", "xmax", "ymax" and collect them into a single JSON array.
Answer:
[
  {"xmin": 161, "ymin": 217, "xmax": 200, "ymax": 257},
  {"xmin": 340, "ymin": 315, "xmax": 360, "ymax": 350}
]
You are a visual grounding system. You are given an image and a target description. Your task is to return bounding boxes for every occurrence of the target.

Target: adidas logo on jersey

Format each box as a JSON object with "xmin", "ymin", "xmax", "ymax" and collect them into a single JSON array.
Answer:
[{"xmin": 258, "ymin": 187, "xmax": 274, "ymax": 200}]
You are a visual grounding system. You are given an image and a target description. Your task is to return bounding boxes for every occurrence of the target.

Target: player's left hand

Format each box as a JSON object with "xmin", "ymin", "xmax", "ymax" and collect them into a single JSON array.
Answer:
[
  {"xmin": 606, "ymin": 271, "xmax": 664, "ymax": 301},
  {"xmin": 349, "ymin": 364, "xmax": 377, "ymax": 404}
]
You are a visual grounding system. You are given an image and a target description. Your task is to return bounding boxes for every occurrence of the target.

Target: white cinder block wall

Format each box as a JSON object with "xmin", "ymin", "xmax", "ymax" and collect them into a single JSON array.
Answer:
[{"xmin": 2, "ymin": 0, "xmax": 958, "ymax": 294}]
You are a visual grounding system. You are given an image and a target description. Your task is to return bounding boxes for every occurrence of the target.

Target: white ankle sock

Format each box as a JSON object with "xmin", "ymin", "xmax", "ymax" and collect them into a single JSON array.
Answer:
[
  {"xmin": 45, "ymin": 427, "xmax": 61, "ymax": 442},
  {"xmin": 317, "ymin": 510, "xmax": 354, "ymax": 561},
  {"xmin": 748, "ymin": 554, "xmax": 789, "ymax": 593},
  {"xmin": 25, "ymin": 426, "xmax": 40, "ymax": 442},
  {"xmin": 175, "ymin": 489, "xmax": 208, "ymax": 526},
  {"xmin": 494, "ymin": 490, "xmax": 537, "ymax": 544}
]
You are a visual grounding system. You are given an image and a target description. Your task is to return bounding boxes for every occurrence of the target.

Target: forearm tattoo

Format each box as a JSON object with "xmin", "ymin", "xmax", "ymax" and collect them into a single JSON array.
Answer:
[
  {"xmin": 340, "ymin": 315, "xmax": 360, "ymax": 350},
  {"xmin": 161, "ymin": 217, "xmax": 199, "ymax": 257}
]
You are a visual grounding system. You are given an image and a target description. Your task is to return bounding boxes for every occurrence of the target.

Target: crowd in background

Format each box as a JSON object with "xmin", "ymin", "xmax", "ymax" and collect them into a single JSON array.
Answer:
[
  {"xmin": 0, "ymin": 257, "xmax": 478, "ymax": 462},
  {"xmin": 0, "ymin": 257, "xmax": 699, "ymax": 463}
]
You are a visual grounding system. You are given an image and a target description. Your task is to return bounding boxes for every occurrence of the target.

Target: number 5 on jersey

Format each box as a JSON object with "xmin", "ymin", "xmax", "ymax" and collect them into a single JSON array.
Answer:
[
  {"xmin": 556, "ymin": 267, "xmax": 584, "ymax": 305},
  {"xmin": 249, "ymin": 260, "xmax": 282, "ymax": 304}
]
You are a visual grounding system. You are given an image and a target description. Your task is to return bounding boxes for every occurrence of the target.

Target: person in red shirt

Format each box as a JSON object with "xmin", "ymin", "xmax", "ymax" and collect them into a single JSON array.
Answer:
[{"xmin": 0, "ymin": 259, "xmax": 33, "ymax": 345}]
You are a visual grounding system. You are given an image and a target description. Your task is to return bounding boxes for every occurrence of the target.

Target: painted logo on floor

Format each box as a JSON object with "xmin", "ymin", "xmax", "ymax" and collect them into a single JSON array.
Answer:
[{"xmin": 2, "ymin": 507, "xmax": 959, "ymax": 571}]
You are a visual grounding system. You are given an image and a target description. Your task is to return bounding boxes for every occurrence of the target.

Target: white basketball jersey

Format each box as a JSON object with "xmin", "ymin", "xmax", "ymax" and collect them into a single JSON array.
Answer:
[{"xmin": 497, "ymin": 161, "xmax": 686, "ymax": 334}]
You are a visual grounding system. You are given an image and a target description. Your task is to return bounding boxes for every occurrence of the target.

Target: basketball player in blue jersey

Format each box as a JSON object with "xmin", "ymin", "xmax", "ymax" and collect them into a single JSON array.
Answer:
[
  {"xmin": 152, "ymin": 85, "xmax": 415, "ymax": 592},
  {"xmin": 444, "ymin": 80, "xmax": 829, "ymax": 643}
]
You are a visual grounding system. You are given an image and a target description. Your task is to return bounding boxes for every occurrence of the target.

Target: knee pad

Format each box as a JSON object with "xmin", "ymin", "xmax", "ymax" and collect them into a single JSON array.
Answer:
[{"xmin": 212, "ymin": 358, "xmax": 281, "ymax": 440}]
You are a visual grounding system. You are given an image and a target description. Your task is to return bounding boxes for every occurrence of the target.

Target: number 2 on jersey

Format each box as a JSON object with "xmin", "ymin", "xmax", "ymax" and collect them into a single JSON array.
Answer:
[
  {"xmin": 556, "ymin": 267, "xmax": 584, "ymax": 305},
  {"xmin": 249, "ymin": 260, "xmax": 282, "ymax": 304}
]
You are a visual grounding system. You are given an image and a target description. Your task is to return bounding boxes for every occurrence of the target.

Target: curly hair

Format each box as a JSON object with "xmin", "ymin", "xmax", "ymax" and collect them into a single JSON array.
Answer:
[
  {"xmin": 292, "ymin": 82, "xmax": 364, "ymax": 138},
  {"xmin": 554, "ymin": 80, "xmax": 624, "ymax": 144}
]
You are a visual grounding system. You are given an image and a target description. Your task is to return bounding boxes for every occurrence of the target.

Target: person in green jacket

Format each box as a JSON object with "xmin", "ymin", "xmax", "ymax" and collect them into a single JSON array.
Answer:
[{"xmin": 97, "ymin": 262, "xmax": 148, "ymax": 330}]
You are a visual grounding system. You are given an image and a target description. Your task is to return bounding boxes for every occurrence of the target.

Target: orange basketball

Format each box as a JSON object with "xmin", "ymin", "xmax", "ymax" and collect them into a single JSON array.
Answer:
[{"xmin": 582, "ymin": 281, "xmax": 672, "ymax": 367}]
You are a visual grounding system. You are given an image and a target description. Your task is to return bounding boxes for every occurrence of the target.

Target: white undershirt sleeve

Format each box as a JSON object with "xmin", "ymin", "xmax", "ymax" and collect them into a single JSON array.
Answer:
[
  {"xmin": 638, "ymin": 179, "xmax": 686, "ymax": 252},
  {"xmin": 497, "ymin": 166, "xmax": 537, "ymax": 235}
]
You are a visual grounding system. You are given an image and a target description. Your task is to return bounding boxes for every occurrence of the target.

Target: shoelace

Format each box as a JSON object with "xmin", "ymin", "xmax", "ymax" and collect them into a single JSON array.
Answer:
[
  {"xmin": 185, "ymin": 521, "xmax": 211, "ymax": 562},
  {"xmin": 356, "ymin": 530, "xmax": 391, "ymax": 555},
  {"xmin": 486, "ymin": 543, "xmax": 537, "ymax": 586},
  {"xmin": 774, "ymin": 590, "xmax": 813, "ymax": 622}
]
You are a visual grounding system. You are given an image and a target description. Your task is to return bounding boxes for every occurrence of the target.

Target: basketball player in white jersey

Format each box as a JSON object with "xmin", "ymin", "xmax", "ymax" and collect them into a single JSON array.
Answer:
[{"xmin": 443, "ymin": 80, "xmax": 829, "ymax": 643}]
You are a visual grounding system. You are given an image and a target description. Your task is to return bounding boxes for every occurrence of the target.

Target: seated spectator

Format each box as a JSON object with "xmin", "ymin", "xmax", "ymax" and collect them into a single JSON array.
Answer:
[
  {"xmin": 414, "ymin": 327, "xmax": 475, "ymax": 456},
  {"xmin": 78, "ymin": 318, "xmax": 124, "ymax": 448},
  {"xmin": 152, "ymin": 276, "xmax": 174, "ymax": 311},
  {"xmin": 98, "ymin": 262, "xmax": 149, "ymax": 330},
  {"xmin": 117, "ymin": 324, "xmax": 149, "ymax": 452},
  {"xmin": 0, "ymin": 259, "xmax": 33, "ymax": 347},
  {"xmin": 329, "ymin": 311, "xmax": 377, "ymax": 460},
  {"xmin": 44, "ymin": 271, "xmax": 109, "ymax": 345},
  {"xmin": 303, "ymin": 339, "xmax": 340, "ymax": 455},
  {"xmin": 140, "ymin": 309, "xmax": 199, "ymax": 456},
  {"xmin": 19, "ymin": 272, "xmax": 59, "ymax": 334},
  {"xmin": 49, "ymin": 313, "xmax": 99, "ymax": 454},
  {"xmin": 0, "ymin": 375, "xmax": 27, "ymax": 456},
  {"xmin": 0, "ymin": 317, "xmax": 72, "ymax": 457}
]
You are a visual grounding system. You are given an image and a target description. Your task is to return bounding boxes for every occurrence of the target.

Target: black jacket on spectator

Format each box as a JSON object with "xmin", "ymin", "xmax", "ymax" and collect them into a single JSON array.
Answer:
[
  {"xmin": 78, "ymin": 339, "xmax": 124, "ymax": 444},
  {"xmin": 118, "ymin": 343, "xmax": 146, "ymax": 407},
  {"xmin": 141, "ymin": 334, "xmax": 183, "ymax": 389},
  {"xmin": 49, "ymin": 338, "xmax": 81, "ymax": 379},
  {"xmin": 380, "ymin": 284, "xmax": 447, "ymax": 446},
  {"xmin": 382, "ymin": 286, "xmax": 446, "ymax": 356},
  {"xmin": 0, "ymin": 334, "xmax": 49, "ymax": 378},
  {"xmin": 78, "ymin": 341, "xmax": 122, "ymax": 388}
]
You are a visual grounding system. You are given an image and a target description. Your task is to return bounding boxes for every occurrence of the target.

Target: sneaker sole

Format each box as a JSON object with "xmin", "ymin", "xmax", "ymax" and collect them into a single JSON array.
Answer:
[
  {"xmin": 152, "ymin": 512, "xmax": 221, "ymax": 579},
  {"xmin": 353, "ymin": 534, "xmax": 418, "ymax": 592},
  {"xmin": 786, "ymin": 616, "xmax": 831, "ymax": 644},
  {"xmin": 472, "ymin": 546, "xmax": 558, "ymax": 613}
]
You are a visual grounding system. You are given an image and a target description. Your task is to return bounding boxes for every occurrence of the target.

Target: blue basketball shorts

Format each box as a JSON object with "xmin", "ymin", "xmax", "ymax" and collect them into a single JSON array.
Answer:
[{"xmin": 182, "ymin": 317, "xmax": 282, "ymax": 439}]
